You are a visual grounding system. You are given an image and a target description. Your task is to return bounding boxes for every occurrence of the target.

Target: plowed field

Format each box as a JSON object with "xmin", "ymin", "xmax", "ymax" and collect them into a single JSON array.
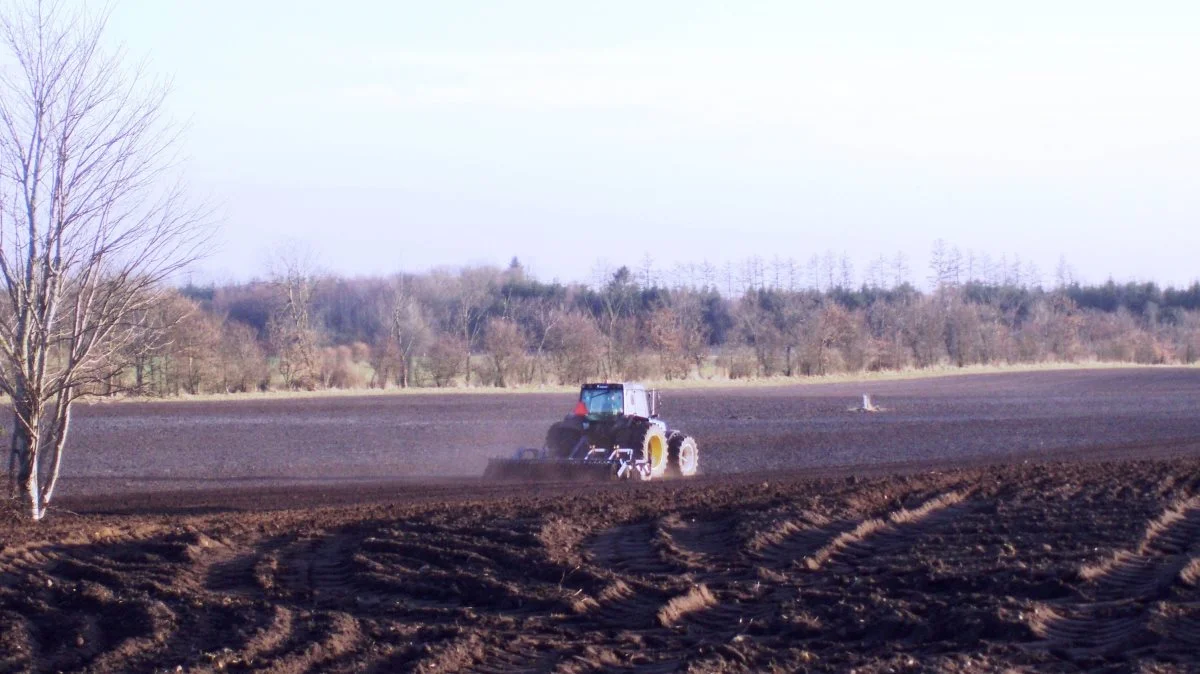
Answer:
[{"xmin": 3, "ymin": 368, "xmax": 1200, "ymax": 673}]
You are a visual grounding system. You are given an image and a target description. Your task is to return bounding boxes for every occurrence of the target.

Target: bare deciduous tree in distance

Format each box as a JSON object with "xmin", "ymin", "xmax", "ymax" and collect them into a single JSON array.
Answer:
[
  {"xmin": 267, "ymin": 243, "xmax": 321, "ymax": 390},
  {"xmin": 386, "ymin": 278, "xmax": 430, "ymax": 388},
  {"xmin": 0, "ymin": 2, "xmax": 209, "ymax": 520}
]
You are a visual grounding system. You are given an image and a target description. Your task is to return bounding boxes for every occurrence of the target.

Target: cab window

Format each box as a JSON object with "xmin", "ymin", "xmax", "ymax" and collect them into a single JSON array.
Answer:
[{"xmin": 581, "ymin": 388, "xmax": 623, "ymax": 418}]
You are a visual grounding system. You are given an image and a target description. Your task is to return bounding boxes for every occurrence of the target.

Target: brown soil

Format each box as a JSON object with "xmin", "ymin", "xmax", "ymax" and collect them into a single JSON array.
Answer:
[{"xmin": 2, "ymin": 368, "xmax": 1200, "ymax": 672}]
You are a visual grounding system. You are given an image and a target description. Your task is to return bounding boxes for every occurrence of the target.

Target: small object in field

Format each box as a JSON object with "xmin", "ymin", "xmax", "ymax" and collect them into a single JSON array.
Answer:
[{"xmin": 847, "ymin": 394, "xmax": 885, "ymax": 413}]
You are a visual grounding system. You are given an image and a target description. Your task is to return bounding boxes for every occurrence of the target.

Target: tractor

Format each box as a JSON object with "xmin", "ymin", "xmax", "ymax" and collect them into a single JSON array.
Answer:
[{"xmin": 484, "ymin": 382, "xmax": 699, "ymax": 481}]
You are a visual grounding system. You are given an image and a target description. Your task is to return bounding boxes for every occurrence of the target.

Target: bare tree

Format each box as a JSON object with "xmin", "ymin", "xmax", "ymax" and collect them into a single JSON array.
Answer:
[
  {"xmin": 638, "ymin": 252, "xmax": 655, "ymax": 290},
  {"xmin": 673, "ymin": 291, "xmax": 711, "ymax": 375},
  {"xmin": 1054, "ymin": 254, "xmax": 1074, "ymax": 289},
  {"xmin": 483, "ymin": 317, "xmax": 526, "ymax": 387},
  {"xmin": 122, "ymin": 292, "xmax": 189, "ymax": 395},
  {"xmin": 593, "ymin": 266, "xmax": 637, "ymax": 379},
  {"xmin": 514, "ymin": 296, "xmax": 561, "ymax": 384},
  {"xmin": 647, "ymin": 306, "xmax": 689, "ymax": 380},
  {"xmin": 547, "ymin": 312, "xmax": 602, "ymax": 384},
  {"xmin": 163, "ymin": 293, "xmax": 221, "ymax": 395},
  {"xmin": 267, "ymin": 243, "xmax": 321, "ymax": 389},
  {"xmin": 385, "ymin": 278, "xmax": 430, "ymax": 388},
  {"xmin": 737, "ymin": 294, "xmax": 785, "ymax": 376},
  {"xmin": 428, "ymin": 334, "xmax": 466, "ymax": 387},
  {"xmin": 892, "ymin": 252, "xmax": 910, "ymax": 288},
  {"xmin": 838, "ymin": 253, "xmax": 854, "ymax": 290},
  {"xmin": 929, "ymin": 239, "xmax": 952, "ymax": 289},
  {"xmin": 219, "ymin": 320, "xmax": 268, "ymax": 393},
  {"xmin": 1, "ymin": 2, "xmax": 209, "ymax": 519},
  {"xmin": 453, "ymin": 267, "xmax": 493, "ymax": 386},
  {"xmin": 699, "ymin": 259, "xmax": 716, "ymax": 290}
]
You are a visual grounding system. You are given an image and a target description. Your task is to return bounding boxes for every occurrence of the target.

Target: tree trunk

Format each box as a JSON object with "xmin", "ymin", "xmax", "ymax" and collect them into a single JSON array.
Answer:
[
  {"xmin": 39, "ymin": 401, "xmax": 72, "ymax": 510},
  {"xmin": 494, "ymin": 356, "xmax": 506, "ymax": 388},
  {"xmin": 12, "ymin": 407, "xmax": 43, "ymax": 521},
  {"xmin": 6, "ymin": 432, "xmax": 17, "ymax": 500}
]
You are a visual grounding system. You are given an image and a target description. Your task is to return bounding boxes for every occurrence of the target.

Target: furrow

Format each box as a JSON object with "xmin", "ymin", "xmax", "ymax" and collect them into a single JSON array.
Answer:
[
  {"xmin": 804, "ymin": 491, "xmax": 969, "ymax": 571},
  {"xmin": 578, "ymin": 580, "xmax": 668, "ymax": 630},
  {"xmin": 1078, "ymin": 494, "xmax": 1200, "ymax": 601},
  {"xmin": 1161, "ymin": 612, "xmax": 1200, "ymax": 648},
  {"xmin": 205, "ymin": 551, "xmax": 264, "ymax": 595},
  {"xmin": 748, "ymin": 511, "xmax": 856, "ymax": 570},
  {"xmin": 586, "ymin": 522, "xmax": 680, "ymax": 576},
  {"xmin": 83, "ymin": 598, "xmax": 178, "ymax": 673},
  {"xmin": 235, "ymin": 605, "xmax": 297, "ymax": 668},
  {"xmin": 252, "ymin": 610, "xmax": 362, "ymax": 674},
  {"xmin": 654, "ymin": 514, "xmax": 744, "ymax": 571},
  {"xmin": 465, "ymin": 644, "xmax": 561, "ymax": 674}
]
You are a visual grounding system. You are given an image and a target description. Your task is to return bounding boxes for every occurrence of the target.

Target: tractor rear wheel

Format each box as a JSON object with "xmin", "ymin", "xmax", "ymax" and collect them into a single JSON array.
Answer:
[
  {"xmin": 631, "ymin": 424, "xmax": 669, "ymax": 480},
  {"xmin": 545, "ymin": 422, "xmax": 584, "ymax": 458},
  {"xmin": 666, "ymin": 432, "xmax": 699, "ymax": 478}
]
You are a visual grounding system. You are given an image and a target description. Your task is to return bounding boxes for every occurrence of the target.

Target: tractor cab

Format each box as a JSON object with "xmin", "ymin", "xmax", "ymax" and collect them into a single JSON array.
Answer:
[{"xmin": 575, "ymin": 383, "xmax": 656, "ymax": 421}]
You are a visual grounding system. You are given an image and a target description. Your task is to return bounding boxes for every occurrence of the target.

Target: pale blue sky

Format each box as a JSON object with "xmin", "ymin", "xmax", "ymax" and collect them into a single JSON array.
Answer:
[{"xmin": 101, "ymin": 1, "xmax": 1199, "ymax": 287}]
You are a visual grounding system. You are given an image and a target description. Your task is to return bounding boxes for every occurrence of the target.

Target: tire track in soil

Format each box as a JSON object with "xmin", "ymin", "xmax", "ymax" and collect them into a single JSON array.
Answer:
[
  {"xmin": 801, "ymin": 490, "xmax": 971, "ymax": 571},
  {"xmin": 615, "ymin": 660, "xmax": 685, "ymax": 674},
  {"xmin": 1028, "ymin": 494, "xmax": 1200, "ymax": 656},
  {"xmin": 666, "ymin": 581, "xmax": 780, "ymax": 637},
  {"xmin": 204, "ymin": 546, "xmax": 272, "ymax": 596},
  {"xmin": 582, "ymin": 515, "xmax": 741, "ymax": 631},
  {"xmin": 0, "ymin": 521, "xmax": 543, "ymax": 673},
  {"xmin": 576, "ymin": 521, "xmax": 692, "ymax": 653},
  {"xmin": 186, "ymin": 534, "xmax": 376, "ymax": 672},
  {"xmin": 466, "ymin": 651, "xmax": 561, "ymax": 674},
  {"xmin": 577, "ymin": 579, "xmax": 678, "ymax": 630},
  {"xmin": 673, "ymin": 489, "xmax": 974, "ymax": 642},
  {"xmin": 276, "ymin": 532, "xmax": 362, "ymax": 603},
  {"xmin": 262, "ymin": 526, "xmax": 491, "ymax": 612},
  {"xmin": 80, "ymin": 598, "xmax": 178, "ymax": 674},
  {"xmin": 246, "ymin": 610, "xmax": 363, "ymax": 674},
  {"xmin": 0, "ymin": 543, "xmax": 55, "ymax": 584},
  {"xmin": 200, "ymin": 518, "xmax": 589, "ymax": 673},
  {"xmin": 747, "ymin": 510, "xmax": 857, "ymax": 570},
  {"xmin": 586, "ymin": 521, "xmax": 682, "ymax": 576},
  {"xmin": 0, "ymin": 529, "xmax": 236, "ymax": 673},
  {"xmin": 409, "ymin": 632, "xmax": 557, "ymax": 674},
  {"xmin": 654, "ymin": 513, "xmax": 745, "ymax": 572},
  {"xmin": 1155, "ymin": 604, "xmax": 1200, "ymax": 650},
  {"xmin": 577, "ymin": 487, "xmax": 975, "ymax": 650},
  {"xmin": 226, "ymin": 604, "xmax": 296, "ymax": 669},
  {"xmin": 353, "ymin": 523, "xmax": 576, "ymax": 617},
  {"xmin": 443, "ymin": 634, "xmax": 578, "ymax": 674}
]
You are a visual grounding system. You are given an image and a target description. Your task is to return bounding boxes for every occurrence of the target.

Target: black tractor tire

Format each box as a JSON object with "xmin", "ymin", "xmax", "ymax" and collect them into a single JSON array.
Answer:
[
  {"xmin": 630, "ymin": 423, "xmax": 669, "ymax": 481},
  {"xmin": 666, "ymin": 431, "xmax": 700, "ymax": 478},
  {"xmin": 545, "ymin": 421, "xmax": 584, "ymax": 459}
]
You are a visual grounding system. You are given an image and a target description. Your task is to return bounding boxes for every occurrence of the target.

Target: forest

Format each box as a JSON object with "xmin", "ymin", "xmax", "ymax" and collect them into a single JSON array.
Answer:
[{"xmin": 117, "ymin": 244, "xmax": 1200, "ymax": 396}]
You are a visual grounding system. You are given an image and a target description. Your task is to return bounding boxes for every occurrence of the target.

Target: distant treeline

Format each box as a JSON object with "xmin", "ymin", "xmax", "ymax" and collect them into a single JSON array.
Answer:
[{"xmin": 119, "ymin": 251, "xmax": 1199, "ymax": 396}]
